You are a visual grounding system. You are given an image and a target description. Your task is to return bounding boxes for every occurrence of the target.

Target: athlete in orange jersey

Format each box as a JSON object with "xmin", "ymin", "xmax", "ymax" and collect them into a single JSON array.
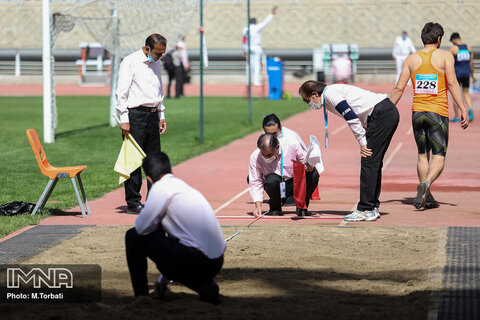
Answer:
[{"xmin": 389, "ymin": 22, "xmax": 469, "ymax": 210}]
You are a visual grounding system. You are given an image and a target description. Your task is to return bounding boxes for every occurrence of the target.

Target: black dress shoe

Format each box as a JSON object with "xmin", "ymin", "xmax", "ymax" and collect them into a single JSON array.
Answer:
[
  {"xmin": 265, "ymin": 210, "xmax": 283, "ymax": 216},
  {"xmin": 199, "ymin": 280, "xmax": 220, "ymax": 305},
  {"xmin": 296, "ymin": 208, "xmax": 311, "ymax": 216},
  {"xmin": 127, "ymin": 204, "xmax": 143, "ymax": 214}
]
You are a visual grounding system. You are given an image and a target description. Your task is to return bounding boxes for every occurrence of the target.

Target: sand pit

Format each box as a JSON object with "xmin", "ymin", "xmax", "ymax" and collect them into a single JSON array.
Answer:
[{"xmin": 4, "ymin": 225, "xmax": 446, "ymax": 320}]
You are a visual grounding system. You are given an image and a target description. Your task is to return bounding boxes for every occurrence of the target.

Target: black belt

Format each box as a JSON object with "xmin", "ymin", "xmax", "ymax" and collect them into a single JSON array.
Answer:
[{"xmin": 132, "ymin": 106, "xmax": 158, "ymax": 113}]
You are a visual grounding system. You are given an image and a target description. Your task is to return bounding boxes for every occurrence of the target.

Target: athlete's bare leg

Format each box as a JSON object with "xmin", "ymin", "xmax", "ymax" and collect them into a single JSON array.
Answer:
[
  {"xmin": 425, "ymin": 155, "xmax": 445, "ymax": 185},
  {"xmin": 463, "ymin": 86, "xmax": 472, "ymax": 110},
  {"xmin": 417, "ymin": 153, "xmax": 430, "ymax": 182}
]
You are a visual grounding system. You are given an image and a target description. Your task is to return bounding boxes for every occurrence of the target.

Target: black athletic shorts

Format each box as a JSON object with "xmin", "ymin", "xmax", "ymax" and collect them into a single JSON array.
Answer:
[
  {"xmin": 457, "ymin": 76, "xmax": 470, "ymax": 88},
  {"xmin": 412, "ymin": 111, "xmax": 449, "ymax": 156}
]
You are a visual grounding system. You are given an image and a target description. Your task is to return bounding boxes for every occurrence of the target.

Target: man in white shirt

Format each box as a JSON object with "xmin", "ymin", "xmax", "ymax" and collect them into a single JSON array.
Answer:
[
  {"xmin": 261, "ymin": 113, "xmax": 308, "ymax": 206},
  {"xmin": 393, "ymin": 31, "xmax": 416, "ymax": 82},
  {"xmin": 299, "ymin": 81, "xmax": 399, "ymax": 222},
  {"xmin": 248, "ymin": 133, "xmax": 318, "ymax": 217},
  {"xmin": 332, "ymin": 54, "xmax": 352, "ymax": 83},
  {"xmin": 125, "ymin": 152, "xmax": 226, "ymax": 304},
  {"xmin": 115, "ymin": 34, "xmax": 167, "ymax": 214},
  {"xmin": 242, "ymin": 7, "xmax": 276, "ymax": 86}
]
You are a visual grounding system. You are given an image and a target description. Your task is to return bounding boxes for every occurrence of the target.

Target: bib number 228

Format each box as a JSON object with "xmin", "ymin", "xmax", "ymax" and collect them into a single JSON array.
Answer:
[{"xmin": 415, "ymin": 74, "xmax": 438, "ymax": 95}]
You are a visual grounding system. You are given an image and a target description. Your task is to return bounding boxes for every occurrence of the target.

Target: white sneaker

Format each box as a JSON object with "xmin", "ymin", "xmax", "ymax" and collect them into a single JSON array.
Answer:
[
  {"xmin": 344, "ymin": 210, "xmax": 367, "ymax": 222},
  {"xmin": 364, "ymin": 208, "xmax": 379, "ymax": 222}
]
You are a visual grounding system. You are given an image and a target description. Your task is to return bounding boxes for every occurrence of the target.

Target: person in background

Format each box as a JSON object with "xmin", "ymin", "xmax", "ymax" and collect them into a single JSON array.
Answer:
[
  {"xmin": 161, "ymin": 49, "xmax": 175, "ymax": 99},
  {"xmin": 176, "ymin": 37, "xmax": 191, "ymax": 86},
  {"xmin": 242, "ymin": 7, "xmax": 276, "ymax": 86},
  {"xmin": 172, "ymin": 44, "xmax": 185, "ymax": 98},
  {"xmin": 449, "ymin": 32, "xmax": 475, "ymax": 122},
  {"xmin": 393, "ymin": 31, "xmax": 416, "ymax": 82},
  {"xmin": 332, "ymin": 53, "xmax": 352, "ymax": 83}
]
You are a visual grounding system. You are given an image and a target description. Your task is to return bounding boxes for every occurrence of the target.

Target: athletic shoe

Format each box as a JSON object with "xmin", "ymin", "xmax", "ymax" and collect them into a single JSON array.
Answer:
[
  {"xmin": 372, "ymin": 207, "xmax": 381, "ymax": 219},
  {"xmin": 344, "ymin": 210, "xmax": 366, "ymax": 222},
  {"xmin": 414, "ymin": 181, "xmax": 429, "ymax": 209},
  {"xmin": 364, "ymin": 209, "xmax": 379, "ymax": 222},
  {"xmin": 424, "ymin": 191, "xmax": 439, "ymax": 209},
  {"xmin": 468, "ymin": 108, "xmax": 474, "ymax": 122},
  {"xmin": 450, "ymin": 118, "xmax": 460, "ymax": 123}
]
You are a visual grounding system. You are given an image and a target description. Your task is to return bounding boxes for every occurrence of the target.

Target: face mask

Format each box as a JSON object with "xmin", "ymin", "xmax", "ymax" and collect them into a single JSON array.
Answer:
[
  {"xmin": 308, "ymin": 100, "xmax": 322, "ymax": 110},
  {"xmin": 147, "ymin": 48, "xmax": 155, "ymax": 63},
  {"xmin": 402, "ymin": 35, "xmax": 407, "ymax": 40},
  {"xmin": 262, "ymin": 154, "xmax": 277, "ymax": 164}
]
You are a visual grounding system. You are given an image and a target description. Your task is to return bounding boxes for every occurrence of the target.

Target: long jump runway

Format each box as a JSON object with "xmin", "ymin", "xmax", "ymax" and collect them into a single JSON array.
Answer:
[
  {"xmin": 0, "ymin": 83, "xmax": 477, "ymax": 230},
  {"xmin": 1, "ymin": 83, "xmax": 479, "ymax": 318}
]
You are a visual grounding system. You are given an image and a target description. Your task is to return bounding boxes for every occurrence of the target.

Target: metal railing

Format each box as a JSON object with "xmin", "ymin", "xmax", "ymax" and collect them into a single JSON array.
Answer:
[{"xmin": 1, "ymin": 48, "xmax": 479, "ymax": 78}]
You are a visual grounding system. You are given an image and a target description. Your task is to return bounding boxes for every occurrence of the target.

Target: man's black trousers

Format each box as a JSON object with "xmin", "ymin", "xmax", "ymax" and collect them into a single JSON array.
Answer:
[
  {"xmin": 264, "ymin": 168, "xmax": 319, "ymax": 211},
  {"xmin": 357, "ymin": 98, "xmax": 399, "ymax": 211},
  {"xmin": 124, "ymin": 108, "xmax": 161, "ymax": 208},
  {"xmin": 125, "ymin": 228, "xmax": 224, "ymax": 296}
]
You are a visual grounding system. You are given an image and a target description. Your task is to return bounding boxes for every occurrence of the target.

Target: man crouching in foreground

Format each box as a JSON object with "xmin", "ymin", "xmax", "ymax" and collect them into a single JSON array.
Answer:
[{"xmin": 125, "ymin": 152, "xmax": 226, "ymax": 304}]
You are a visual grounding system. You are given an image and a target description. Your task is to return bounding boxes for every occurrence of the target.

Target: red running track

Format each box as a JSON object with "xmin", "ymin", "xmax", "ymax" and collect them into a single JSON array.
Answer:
[{"xmin": 1, "ymin": 82, "xmax": 479, "ymax": 242}]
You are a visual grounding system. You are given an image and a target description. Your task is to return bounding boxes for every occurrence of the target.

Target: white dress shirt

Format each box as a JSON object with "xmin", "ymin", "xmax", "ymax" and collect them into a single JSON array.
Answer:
[
  {"xmin": 392, "ymin": 36, "xmax": 416, "ymax": 58},
  {"xmin": 278, "ymin": 127, "xmax": 307, "ymax": 151},
  {"xmin": 248, "ymin": 129, "xmax": 307, "ymax": 203},
  {"xmin": 135, "ymin": 174, "xmax": 226, "ymax": 259},
  {"xmin": 115, "ymin": 49, "xmax": 166, "ymax": 123},
  {"xmin": 321, "ymin": 84, "xmax": 387, "ymax": 147}
]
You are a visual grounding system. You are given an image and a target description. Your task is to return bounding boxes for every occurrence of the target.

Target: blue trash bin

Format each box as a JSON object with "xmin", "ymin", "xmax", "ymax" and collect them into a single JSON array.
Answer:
[{"xmin": 266, "ymin": 57, "xmax": 284, "ymax": 100}]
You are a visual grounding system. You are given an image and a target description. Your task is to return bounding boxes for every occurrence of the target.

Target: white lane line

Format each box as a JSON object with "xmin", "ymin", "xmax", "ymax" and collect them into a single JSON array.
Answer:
[
  {"xmin": 339, "ymin": 142, "xmax": 404, "ymax": 226},
  {"xmin": 383, "ymin": 142, "xmax": 403, "ymax": 170},
  {"xmin": 217, "ymin": 216, "xmax": 343, "ymax": 220},
  {"xmin": 332, "ymin": 124, "xmax": 347, "ymax": 135},
  {"xmin": 214, "ymin": 188, "xmax": 249, "ymax": 214}
]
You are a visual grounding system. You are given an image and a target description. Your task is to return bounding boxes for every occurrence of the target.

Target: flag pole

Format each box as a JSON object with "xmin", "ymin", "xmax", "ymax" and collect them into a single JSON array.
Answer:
[
  {"xmin": 199, "ymin": 0, "xmax": 204, "ymax": 143},
  {"xmin": 247, "ymin": 0, "xmax": 252, "ymax": 124}
]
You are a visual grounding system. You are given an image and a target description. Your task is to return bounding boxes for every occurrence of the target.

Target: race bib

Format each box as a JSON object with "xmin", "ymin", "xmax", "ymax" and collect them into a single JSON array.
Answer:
[
  {"xmin": 457, "ymin": 49, "xmax": 471, "ymax": 61},
  {"xmin": 415, "ymin": 74, "xmax": 438, "ymax": 95}
]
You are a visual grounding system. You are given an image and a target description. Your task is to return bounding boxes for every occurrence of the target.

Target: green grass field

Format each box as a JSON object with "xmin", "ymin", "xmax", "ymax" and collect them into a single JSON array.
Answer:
[{"xmin": 0, "ymin": 95, "xmax": 306, "ymax": 237}]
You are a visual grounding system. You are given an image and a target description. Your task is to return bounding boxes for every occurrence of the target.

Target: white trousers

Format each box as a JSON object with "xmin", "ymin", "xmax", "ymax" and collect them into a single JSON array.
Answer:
[{"xmin": 246, "ymin": 46, "xmax": 263, "ymax": 86}]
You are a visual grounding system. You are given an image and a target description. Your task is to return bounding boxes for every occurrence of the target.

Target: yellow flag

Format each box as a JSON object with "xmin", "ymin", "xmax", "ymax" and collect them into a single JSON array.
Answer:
[{"xmin": 114, "ymin": 134, "xmax": 147, "ymax": 184}]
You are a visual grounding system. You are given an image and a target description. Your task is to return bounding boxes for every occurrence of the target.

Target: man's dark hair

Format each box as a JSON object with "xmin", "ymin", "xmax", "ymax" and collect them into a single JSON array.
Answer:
[
  {"xmin": 145, "ymin": 34, "xmax": 167, "ymax": 49},
  {"xmin": 249, "ymin": 17, "xmax": 257, "ymax": 24},
  {"xmin": 143, "ymin": 152, "xmax": 172, "ymax": 182},
  {"xmin": 298, "ymin": 80, "xmax": 327, "ymax": 98},
  {"xmin": 257, "ymin": 133, "xmax": 279, "ymax": 151},
  {"xmin": 421, "ymin": 22, "xmax": 444, "ymax": 45},
  {"xmin": 450, "ymin": 32, "xmax": 461, "ymax": 42},
  {"xmin": 262, "ymin": 114, "xmax": 281, "ymax": 129}
]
